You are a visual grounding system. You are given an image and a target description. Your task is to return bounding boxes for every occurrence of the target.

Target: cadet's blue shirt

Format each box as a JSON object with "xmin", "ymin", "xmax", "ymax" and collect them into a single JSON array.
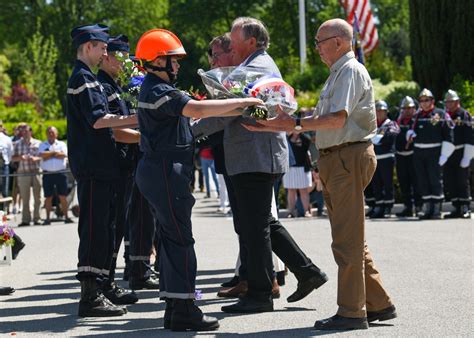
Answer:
[
  {"xmin": 66, "ymin": 60, "xmax": 119, "ymax": 180},
  {"xmin": 138, "ymin": 73, "xmax": 193, "ymax": 156}
]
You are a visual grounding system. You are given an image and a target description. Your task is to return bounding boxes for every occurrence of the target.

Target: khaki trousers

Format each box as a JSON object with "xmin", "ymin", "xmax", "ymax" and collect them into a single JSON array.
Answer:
[
  {"xmin": 318, "ymin": 142, "xmax": 393, "ymax": 318},
  {"xmin": 17, "ymin": 173, "xmax": 41, "ymax": 223}
]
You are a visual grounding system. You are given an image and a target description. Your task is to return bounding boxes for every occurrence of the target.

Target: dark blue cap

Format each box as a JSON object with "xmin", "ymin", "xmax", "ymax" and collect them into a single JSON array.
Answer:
[
  {"xmin": 71, "ymin": 24, "xmax": 109, "ymax": 48},
  {"xmin": 107, "ymin": 34, "xmax": 130, "ymax": 53}
]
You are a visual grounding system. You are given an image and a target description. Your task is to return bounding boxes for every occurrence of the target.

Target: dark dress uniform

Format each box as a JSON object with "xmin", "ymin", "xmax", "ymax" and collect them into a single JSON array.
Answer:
[
  {"xmin": 395, "ymin": 114, "xmax": 422, "ymax": 216},
  {"xmin": 66, "ymin": 60, "xmax": 120, "ymax": 281},
  {"xmin": 411, "ymin": 108, "xmax": 454, "ymax": 218},
  {"xmin": 444, "ymin": 107, "xmax": 473, "ymax": 218},
  {"xmin": 370, "ymin": 118, "xmax": 400, "ymax": 218},
  {"xmin": 135, "ymin": 72, "xmax": 196, "ymax": 299}
]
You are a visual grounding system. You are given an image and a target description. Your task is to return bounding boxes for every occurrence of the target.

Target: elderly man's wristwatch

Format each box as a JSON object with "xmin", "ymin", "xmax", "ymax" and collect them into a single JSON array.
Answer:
[{"xmin": 294, "ymin": 117, "xmax": 302, "ymax": 131}]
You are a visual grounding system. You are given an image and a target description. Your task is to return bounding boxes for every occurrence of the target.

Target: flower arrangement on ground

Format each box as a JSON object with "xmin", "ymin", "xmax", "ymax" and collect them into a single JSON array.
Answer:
[{"xmin": 0, "ymin": 211, "xmax": 14, "ymax": 247}]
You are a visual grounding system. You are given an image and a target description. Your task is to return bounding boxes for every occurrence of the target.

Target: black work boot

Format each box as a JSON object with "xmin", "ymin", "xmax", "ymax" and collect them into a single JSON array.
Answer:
[
  {"xmin": 396, "ymin": 205, "xmax": 414, "ymax": 217},
  {"xmin": 170, "ymin": 299, "xmax": 219, "ymax": 331},
  {"xmin": 444, "ymin": 205, "xmax": 461, "ymax": 219},
  {"xmin": 163, "ymin": 298, "xmax": 173, "ymax": 329},
  {"xmin": 383, "ymin": 206, "xmax": 392, "ymax": 218},
  {"xmin": 102, "ymin": 280, "xmax": 138, "ymax": 305},
  {"xmin": 431, "ymin": 202, "xmax": 442, "ymax": 219},
  {"xmin": 460, "ymin": 204, "xmax": 471, "ymax": 218},
  {"xmin": 418, "ymin": 202, "xmax": 432, "ymax": 220},
  {"xmin": 78, "ymin": 278, "xmax": 127, "ymax": 317},
  {"xmin": 12, "ymin": 234, "xmax": 26, "ymax": 260},
  {"xmin": 365, "ymin": 206, "xmax": 375, "ymax": 217},
  {"xmin": 369, "ymin": 206, "xmax": 385, "ymax": 219}
]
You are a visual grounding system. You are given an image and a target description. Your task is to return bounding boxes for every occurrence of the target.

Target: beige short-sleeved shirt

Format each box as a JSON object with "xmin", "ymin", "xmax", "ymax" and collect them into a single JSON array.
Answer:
[{"xmin": 314, "ymin": 51, "xmax": 376, "ymax": 149}]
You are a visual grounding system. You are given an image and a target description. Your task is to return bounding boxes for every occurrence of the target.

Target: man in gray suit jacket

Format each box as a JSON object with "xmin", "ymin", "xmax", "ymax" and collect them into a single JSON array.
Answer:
[{"xmin": 193, "ymin": 17, "xmax": 328, "ymax": 313}]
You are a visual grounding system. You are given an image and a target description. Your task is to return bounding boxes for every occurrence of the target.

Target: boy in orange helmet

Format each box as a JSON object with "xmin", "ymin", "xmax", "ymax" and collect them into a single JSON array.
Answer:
[{"xmin": 134, "ymin": 29, "xmax": 263, "ymax": 331}]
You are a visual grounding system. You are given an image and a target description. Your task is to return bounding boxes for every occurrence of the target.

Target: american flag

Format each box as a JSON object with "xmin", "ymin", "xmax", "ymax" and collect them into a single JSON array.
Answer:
[{"xmin": 341, "ymin": 0, "xmax": 379, "ymax": 54}]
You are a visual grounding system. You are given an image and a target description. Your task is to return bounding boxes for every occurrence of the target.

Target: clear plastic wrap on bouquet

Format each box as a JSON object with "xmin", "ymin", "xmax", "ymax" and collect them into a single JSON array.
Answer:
[{"xmin": 198, "ymin": 66, "xmax": 298, "ymax": 119}]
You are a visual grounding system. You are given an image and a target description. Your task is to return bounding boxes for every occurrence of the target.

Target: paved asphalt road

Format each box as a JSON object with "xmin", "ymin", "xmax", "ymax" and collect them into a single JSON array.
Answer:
[{"xmin": 0, "ymin": 193, "xmax": 472, "ymax": 337}]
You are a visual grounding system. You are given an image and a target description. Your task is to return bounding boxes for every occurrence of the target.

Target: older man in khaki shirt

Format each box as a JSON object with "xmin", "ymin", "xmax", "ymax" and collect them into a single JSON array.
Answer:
[{"xmin": 245, "ymin": 18, "xmax": 396, "ymax": 331}]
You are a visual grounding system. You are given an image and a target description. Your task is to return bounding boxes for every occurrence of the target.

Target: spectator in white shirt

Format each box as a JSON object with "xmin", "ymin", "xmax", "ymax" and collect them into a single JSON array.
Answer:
[
  {"xmin": 38, "ymin": 126, "xmax": 72, "ymax": 225},
  {"xmin": 0, "ymin": 121, "xmax": 13, "ymax": 197}
]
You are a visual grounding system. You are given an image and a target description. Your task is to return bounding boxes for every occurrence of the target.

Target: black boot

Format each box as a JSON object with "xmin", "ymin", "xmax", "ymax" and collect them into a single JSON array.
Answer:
[
  {"xmin": 365, "ymin": 206, "xmax": 375, "ymax": 217},
  {"xmin": 102, "ymin": 280, "xmax": 138, "ymax": 305},
  {"xmin": 418, "ymin": 202, "xmax": 432, "ymax": 220},
  {"xmin": 163, "ymin": 298, "xmax": 173, "ymax": 329},
  {"xmin": 170, "ymin": 299, "xmax": 219, "ymax": 331},
  {"xmin": 78, "ymin": 278, "xmax": 127, "ymax": 317},
  {"xmin": 396, "ymin": 205, "xmax": 414, "ymax": 217},
  {"xmin": 383, "ymin": 206, "xmax": 392, "ymax": 218},
  {"xmin": 460, "ymin": 204, "xmax": 471, "ymax": 219},
  {"xmin": 12, "ymin": 234, "xmax": 26, "ymax": 260},
  {"xmin": 444, "ymin": 205, "xmax": 461, "ymax": 219},
  {"xmin": 431, "ymin": 202, "xmax": 442, "ymax": 219},
  {"xmin": 369, "ymin": 206, "xmax": 385, "ymax": 219}
]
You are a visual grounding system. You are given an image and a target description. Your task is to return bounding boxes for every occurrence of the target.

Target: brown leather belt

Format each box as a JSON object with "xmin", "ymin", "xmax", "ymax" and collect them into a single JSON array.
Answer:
[{"xmin": 319, "ymin": 141, "xmax": 369, "ymax": 156}]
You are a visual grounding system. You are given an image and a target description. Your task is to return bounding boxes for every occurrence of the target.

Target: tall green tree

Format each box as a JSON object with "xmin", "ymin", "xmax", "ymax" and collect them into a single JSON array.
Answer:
[
  {"xmin": 0, "ymin": 55, "xmax": 12, "ymax": 98},
  {"xmin": 409, "ymin": 0, "xmax": 474, "ymax": 99},
  {"xmin": 22, "ymin": 22, "xmax": 61, "ymax": 119}
]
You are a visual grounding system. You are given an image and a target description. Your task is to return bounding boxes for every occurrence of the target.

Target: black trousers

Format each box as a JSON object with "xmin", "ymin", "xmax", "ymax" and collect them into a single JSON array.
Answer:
[
  {"xmin": 364, "ymin": 181, "xmax": 375, "ymax": 208},
  {"xmin": 223, "ymin": 174, "xmax": 248, "ymax": 280},
  {"xmin": 231, "ymin": 172, "xmax": 322, "ymax": 301},
  {"xmin": 127, "ymin": 176, "xmax": 158, "ymax": 280},
  {"xmin": 371, "ymin": 157, "xmax": 395, "ymax": 208},
  {"xmin": 76, "ymin": 179, "xmax": 115, "ymax": 281},
  {"xmin": 413, "ymin": 147, "xmax": 444, "ymax": 203},
  {"xmin": 396, "ymin": 154, "xmax": 422, "ymax": 208},
  {"xmin": 444, "ymin": 148, "xmax": 471, "ymax": 206},
  {"xmin": 107, "ymin": 172, "xmax": 133, "ymax": 281}
]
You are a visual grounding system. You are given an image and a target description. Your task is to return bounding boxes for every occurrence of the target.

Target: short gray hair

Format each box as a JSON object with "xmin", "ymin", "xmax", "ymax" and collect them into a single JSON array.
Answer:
[{"xmin": 232, "ymin": 17, "xmax": 270, "ymax": 50}]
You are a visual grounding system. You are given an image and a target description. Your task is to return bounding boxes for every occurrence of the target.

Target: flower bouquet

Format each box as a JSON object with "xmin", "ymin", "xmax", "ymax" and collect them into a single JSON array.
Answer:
[
  {"xmin": 0, "ymin": 211, "xmax": 14, "ymax": 265},
  {"xmin": 0, "ymin": 212, "xmax": 14, "ymax": 248},
  {"xmin": 115, "ymin": 52, "xmax": 145, "ymax": 109},
  {"xmin": 198, "ymin": 66, "xmax": 298, "ymax": 119}
]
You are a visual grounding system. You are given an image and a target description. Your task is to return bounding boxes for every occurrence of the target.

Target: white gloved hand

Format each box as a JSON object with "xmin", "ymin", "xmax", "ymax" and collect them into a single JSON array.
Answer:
[
  {"xmin": 406, "ymin": 130, "xmax": 417, "ymax": 141},
  {"xmin": 460, "ymin": 156, "xmax": 471, "ymax": 168},
  {"xmin": 438, "ymin": 154, "xmax": 448, "ymax": 166},
  {"xmin": 371, "ymin": 134, "xmax": 383, "ymax": 145}
]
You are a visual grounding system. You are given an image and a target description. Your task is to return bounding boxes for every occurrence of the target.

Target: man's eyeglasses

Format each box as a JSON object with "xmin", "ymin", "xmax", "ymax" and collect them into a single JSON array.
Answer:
[{"xmin": 314, "ymin": 36, "xmax": 338, "ymax": 48}]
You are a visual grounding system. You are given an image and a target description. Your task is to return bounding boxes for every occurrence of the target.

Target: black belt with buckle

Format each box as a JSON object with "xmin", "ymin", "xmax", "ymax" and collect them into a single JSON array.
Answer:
[{"xmin": 319, "ymin": 141, "xmax": 369, "ymax": 156}]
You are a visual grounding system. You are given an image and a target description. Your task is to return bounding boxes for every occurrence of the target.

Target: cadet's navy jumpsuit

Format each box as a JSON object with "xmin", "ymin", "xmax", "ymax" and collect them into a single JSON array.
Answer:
[
  {"xmin": 66, "ymin": 60, "xmax": 120, "ymax": 281},
  {"xmin": 135, "ymin": 73, "xmax": 196, "ymax": 299}
]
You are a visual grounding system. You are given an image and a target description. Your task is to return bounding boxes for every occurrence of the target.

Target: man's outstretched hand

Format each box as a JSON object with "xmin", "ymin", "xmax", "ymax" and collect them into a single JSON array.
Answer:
[{"xmin": 242, "ymin": 111, "xmax": 295, "ymax": 133}]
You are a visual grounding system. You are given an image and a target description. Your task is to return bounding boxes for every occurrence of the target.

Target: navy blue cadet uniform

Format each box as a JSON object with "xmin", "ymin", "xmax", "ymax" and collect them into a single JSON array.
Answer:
[
  {"xmin": 135, "ymin": 72, "xmax": 196, "ymax": 299},
  {"xmin": 395, "ymin": 114, "xmax": 422, "ymax": 215},
  {"xmin": 444, "ymin": 107, "xmax": 473, "ymax": 212},
  {"xmin": 67, "ymin": 59, "xmax": 120, "ymax": 281},
  {"xmin": 370, "ymin": 118, "xmax": 400, "ymax": 216},
  {"xmin": 410, "ymin": 107, "xmax": 454, "ymax": 213}
]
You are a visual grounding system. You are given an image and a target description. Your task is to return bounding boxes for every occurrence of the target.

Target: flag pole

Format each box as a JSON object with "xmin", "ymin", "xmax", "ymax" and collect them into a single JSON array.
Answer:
[{"xmin": 298, "ymin": 0, "xmax": 307, "ymax": 73}]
